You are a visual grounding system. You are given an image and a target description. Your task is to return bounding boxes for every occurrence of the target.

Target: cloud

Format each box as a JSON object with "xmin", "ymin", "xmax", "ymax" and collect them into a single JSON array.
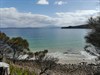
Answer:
[
  {"xmin": 0, "ymin": 7, "xmax": 99, "ymax": 28},
  {"xmin": 55, "ymin": 10, "xmax": 99, "ymax": 26},
  {"xmin": 55, "ymin": 1, "xmax": 67, "ymax": 5},
  {"xmin": 0, "ymin": 7, "xmax": 55, "ymax": 27},
  {"xmin": 37, "ymin": 0, "xmax": 49, "ymax": 5}
]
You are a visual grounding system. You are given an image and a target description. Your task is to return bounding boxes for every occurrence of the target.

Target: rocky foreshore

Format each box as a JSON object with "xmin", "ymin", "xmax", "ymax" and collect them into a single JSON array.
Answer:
[{"xmin": 7, "ymin": 59, "xmax": 100, "ymax": 75}]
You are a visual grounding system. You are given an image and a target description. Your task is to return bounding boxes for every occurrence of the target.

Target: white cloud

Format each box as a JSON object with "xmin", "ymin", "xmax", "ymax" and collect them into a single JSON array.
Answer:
[
  {"xmin": 37, "ymin": 0, "xmax": 49, "ymax": 5},
  {"xmin": 0, "ymin": 7, "xmax": 55, "ymax": 27},
  {"xmin": 55, "ymin": 10, "xmax": 99, "ymax": 26},
  {"xmin": 0, "ymin": 7, "xmax": 99, "ymax": 28},
  {"xmin": 55, "ymin": 1, "xmax": 67, "ymax": 5}
]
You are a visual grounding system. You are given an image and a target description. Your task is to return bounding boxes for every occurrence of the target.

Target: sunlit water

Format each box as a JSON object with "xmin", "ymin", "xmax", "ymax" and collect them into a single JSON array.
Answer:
[{"xmin": 0, "ymin": 28, "xmax": 87, "ymax": 53}]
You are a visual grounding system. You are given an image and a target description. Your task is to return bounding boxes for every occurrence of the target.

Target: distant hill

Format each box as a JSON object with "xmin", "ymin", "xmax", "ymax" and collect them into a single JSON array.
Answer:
[{"xmin": 61, "ymin": 24, "xmax": 90, "ymax": 29}]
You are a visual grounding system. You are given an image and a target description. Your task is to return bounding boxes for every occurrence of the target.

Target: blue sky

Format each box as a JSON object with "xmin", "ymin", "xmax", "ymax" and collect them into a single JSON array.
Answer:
[
  {"xmin": 0, "ymin": 0, "xmax": 98, "ymax": 15},
  {"xmin": 0, "ymin": 0, "xmax": 99, "ymax": 27}
]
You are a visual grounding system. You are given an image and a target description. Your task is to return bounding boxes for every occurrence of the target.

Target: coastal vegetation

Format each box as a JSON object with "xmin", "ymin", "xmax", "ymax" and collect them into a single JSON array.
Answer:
[
  {"xmin": 10, "ymin": 63, "xmax": 36, "ymax": 75},
  {"xmin": 8, "ymin": 37, "xmax": 30, "ymax": 63},
  {"xmin": 0, "ymin": 32, "xmax": 30, "ymax": 63},
  {"xmin": 85, "ymin": 15, "xmax": 100, "ymax": 60}
]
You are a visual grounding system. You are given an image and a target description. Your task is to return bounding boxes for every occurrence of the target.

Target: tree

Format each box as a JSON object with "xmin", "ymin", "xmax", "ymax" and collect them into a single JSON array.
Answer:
[
  {"xmin": 34, "ymin": 50, "xmax": 48, "ymax": 61},
  {"xmin": 8, "ymin": 37, "xmax": 30, "ymax": 63},
  {"xmin": 26, "ymin": 51, "xmax": 34, "ymax": 59},
  {"xmin": 39, "ymin": 56, "xmax": 58, "ymax": 75},
  {"xmin": 0, "ymin": 32, "xmax": 30, "ymax": 62},
  {"xmin": 0, "ymin": 32, "xmax": 9, "ymax": 44},
  {"xmin": 0, "ymin": 32, "xmax": 10, "ymax": 61},
  {"xmin": 36, "ymin": 56, "xmax": 58, "ymax": 75},
  {"xmin": 85, "ymin": 15, "xmax": 100, "ymax": 59},
  {"xmin": 34, "ymin": 50, "xmax": 58, "ymax": 75}
]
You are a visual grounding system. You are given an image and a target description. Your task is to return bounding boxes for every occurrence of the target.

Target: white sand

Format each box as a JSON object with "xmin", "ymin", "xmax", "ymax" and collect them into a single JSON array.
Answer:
[{"xmin": 47, "ymin": 51, "xmax": 97, "ymax": 64}]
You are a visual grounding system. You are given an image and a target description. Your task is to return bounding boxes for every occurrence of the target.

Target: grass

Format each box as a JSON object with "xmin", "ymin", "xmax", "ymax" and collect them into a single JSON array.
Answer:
[{"xmin": 10, "ymin": 64, "xmax": 36, "ymax": 75}]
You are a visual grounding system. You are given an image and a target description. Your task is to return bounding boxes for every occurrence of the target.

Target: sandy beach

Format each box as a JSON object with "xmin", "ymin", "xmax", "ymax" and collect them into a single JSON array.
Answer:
[{"xmin": 47, "ymin": 51, "xmax": 97, "ymax": 64}]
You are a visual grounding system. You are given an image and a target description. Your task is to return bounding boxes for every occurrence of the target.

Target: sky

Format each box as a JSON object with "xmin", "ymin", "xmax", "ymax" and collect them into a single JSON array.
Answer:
[{"xmin": 0, "ymin": 0, "xmax": 99, "ymax": 27}]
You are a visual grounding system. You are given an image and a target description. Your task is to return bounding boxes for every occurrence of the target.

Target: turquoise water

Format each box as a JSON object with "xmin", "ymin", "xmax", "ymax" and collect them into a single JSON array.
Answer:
[{"xmin": 0, "ymin": 28, "xmax": 87, "ymax": 52}]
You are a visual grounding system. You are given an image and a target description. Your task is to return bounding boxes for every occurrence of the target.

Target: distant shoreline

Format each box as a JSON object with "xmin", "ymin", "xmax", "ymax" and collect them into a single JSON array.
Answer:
[
  {"xmin": 0, "ymin": 27, "xmax": 60, "ymax": 29},
  {"xmin": 61, "ymin": 24, "xmax": 91, "ymax": 29},
  {"xmin": 61, "ymin": 27, "xmax": 90, "ymax": 29}
]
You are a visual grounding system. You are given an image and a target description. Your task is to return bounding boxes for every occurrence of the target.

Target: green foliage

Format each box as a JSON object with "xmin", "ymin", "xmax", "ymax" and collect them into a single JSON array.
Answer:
[
  {"xmin": 8, "ymin": 37, "xmax": 29, "ymax": 51},
  {"xmin": 34, "ymin": 50, "xmax": 48, "ymax": 61},
  {"xmin": 88, "ymin": 16, "xmax": 100, "ymax": 32},
  {"xmin": 0, "ymin": 32, "xmax": 9, "ymax": 43},
  {"xmin": 85, "ymin": 15, "xmax": 100, "ymax": 54},
  {"xmin": 0, "ymin": 32, "xmax": 10, "ymax": 61}
]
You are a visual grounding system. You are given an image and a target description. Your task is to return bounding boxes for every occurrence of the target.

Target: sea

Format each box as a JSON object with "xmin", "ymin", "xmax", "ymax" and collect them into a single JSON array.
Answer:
[{"xmin": 1, "ymin": 28, "xmax": 96, "ymax": 64}]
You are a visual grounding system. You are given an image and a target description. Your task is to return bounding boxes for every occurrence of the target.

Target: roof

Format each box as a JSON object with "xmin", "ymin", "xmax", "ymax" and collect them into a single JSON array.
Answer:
[{"xmin": 0, "ymin": 62, "xmax": 9, "ymax": 68}]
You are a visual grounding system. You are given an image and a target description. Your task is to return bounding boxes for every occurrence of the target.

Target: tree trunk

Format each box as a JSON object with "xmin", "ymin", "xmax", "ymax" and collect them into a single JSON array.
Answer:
[
  {"xmin": 13, "ymin": 50, "xmax": 16, "ymax": 63},
  {"xmin": 39, "ymin": 68, "xmax": 48, "ymax": 75}
]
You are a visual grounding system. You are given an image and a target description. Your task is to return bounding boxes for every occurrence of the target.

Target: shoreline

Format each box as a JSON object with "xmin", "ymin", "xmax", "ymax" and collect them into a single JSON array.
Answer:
[
  {"xmin": 19, "ymin": 50, "xmax": 97, "ymax": 65},
  {"xmin": 6, "ymin": 49, "xmax": 100, "ymax": 75}
]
